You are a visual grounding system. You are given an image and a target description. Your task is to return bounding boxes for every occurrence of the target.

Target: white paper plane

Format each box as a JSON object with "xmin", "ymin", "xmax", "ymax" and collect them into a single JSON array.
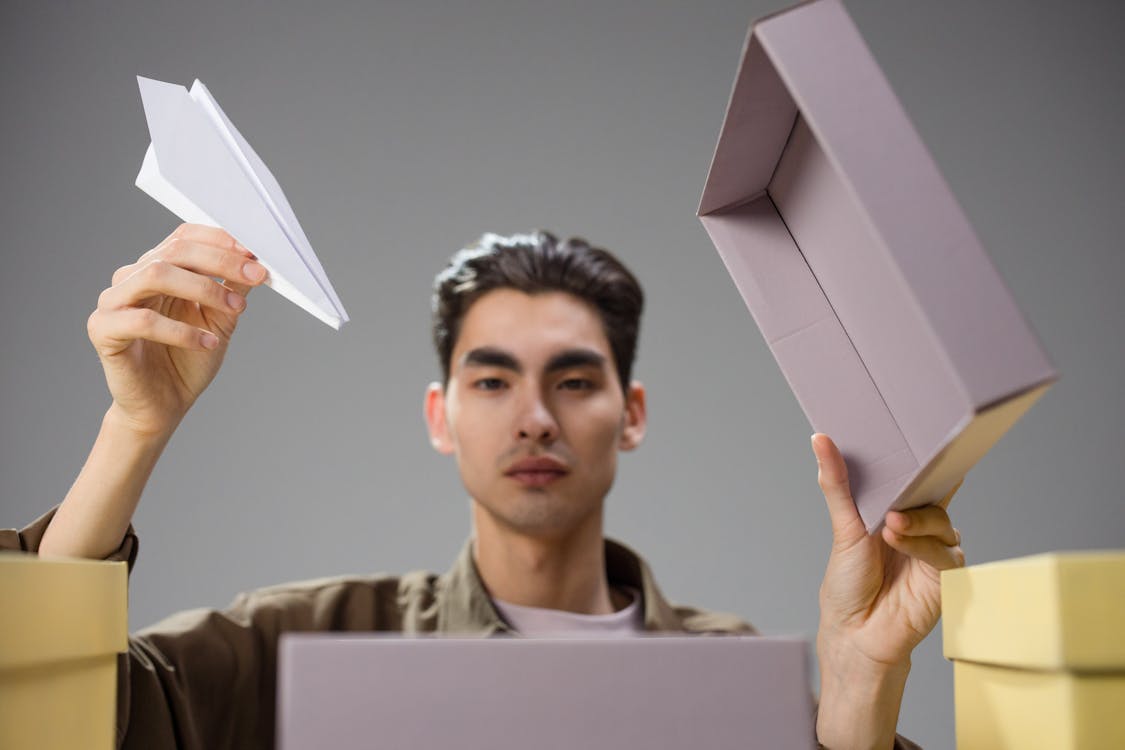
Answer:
[{"xmin": 135, "ymin": 76, "xmax": 348, "ymax": 329}]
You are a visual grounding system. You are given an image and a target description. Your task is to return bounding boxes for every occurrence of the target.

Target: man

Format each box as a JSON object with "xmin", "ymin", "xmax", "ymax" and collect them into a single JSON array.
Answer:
[{"xmin": 5, "ymin": 224, "xmax": 962, "ymax": 748}]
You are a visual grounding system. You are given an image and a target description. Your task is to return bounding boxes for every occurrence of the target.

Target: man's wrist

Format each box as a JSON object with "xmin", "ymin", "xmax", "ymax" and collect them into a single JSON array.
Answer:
[
  {"xmin": 40, "ymin": 405, "xmax": 173, "ymax": 560},
  {"xmin": 103, "ymin": 402, "xmax": 181, "ymax": 447},
  {"xmin": 816, "ymin": 632, "xmax": 910, "ymax": 749}
]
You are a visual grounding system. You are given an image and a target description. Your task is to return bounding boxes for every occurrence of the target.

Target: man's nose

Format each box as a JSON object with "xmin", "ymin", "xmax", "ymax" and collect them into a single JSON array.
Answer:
[{"xmin": 514, "ymin": 391, "xmax": 559, "ymax": 443}]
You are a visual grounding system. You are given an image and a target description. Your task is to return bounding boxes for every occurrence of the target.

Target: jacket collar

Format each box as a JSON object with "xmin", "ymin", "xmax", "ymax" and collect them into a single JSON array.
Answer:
[{"xmin": 435, "ymin": 536, "xmax": 684, "ymax": 634}]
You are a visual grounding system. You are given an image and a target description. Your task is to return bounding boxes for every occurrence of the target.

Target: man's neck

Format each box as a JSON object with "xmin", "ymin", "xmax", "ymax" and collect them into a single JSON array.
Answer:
[{"xmin": 470, "ymin": 504, "xmax": 622, "ymax": 615}]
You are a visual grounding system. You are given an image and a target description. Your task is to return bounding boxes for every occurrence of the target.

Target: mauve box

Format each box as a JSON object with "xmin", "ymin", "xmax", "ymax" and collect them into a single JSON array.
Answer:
[
  {"xmin": 277, "ymin": 635, "xmax": 816, "ymax": 750},
  {"xmin": 698, "ymin": 0, "xmax": 1056, "ymax": 531}
]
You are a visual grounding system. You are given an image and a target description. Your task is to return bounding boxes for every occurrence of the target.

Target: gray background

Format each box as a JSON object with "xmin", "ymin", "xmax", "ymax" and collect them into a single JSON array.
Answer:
[{"xmin": 2, "ymin": 0, "xmax": 1123, "ymax": 746}]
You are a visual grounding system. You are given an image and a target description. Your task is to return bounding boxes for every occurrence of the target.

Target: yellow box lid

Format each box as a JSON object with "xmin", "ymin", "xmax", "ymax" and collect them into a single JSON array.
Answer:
[
  {"xmin": 0, "ymin": 553, "xmax": 127, "ymax": 669},
  {"xmin": 942, "ymin": 551, "xmax": 1125, "ymax": 670}
]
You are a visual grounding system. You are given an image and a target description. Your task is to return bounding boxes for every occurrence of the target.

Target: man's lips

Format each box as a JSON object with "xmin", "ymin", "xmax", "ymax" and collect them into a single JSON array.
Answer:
[{"xmin": 504, "ymin": 456, "xmax": 569, "ymax": 487}]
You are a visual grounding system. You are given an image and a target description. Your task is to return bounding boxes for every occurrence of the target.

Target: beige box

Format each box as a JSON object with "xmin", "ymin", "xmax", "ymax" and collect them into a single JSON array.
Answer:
[
  {"xmin": 954, "ymin": 661, "xmax": 1125, "ymax": 749},
  {"xmin": 942, "ymin": 552, "xmax": 1125, "ymax": 749},
  {"xmin": 0, "ymin": 552, "xmax": 128, "ymax": 750}
]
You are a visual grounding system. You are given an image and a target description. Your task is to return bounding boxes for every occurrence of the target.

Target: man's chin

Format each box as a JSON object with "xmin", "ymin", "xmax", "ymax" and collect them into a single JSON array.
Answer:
[{"xmin": 472, "ymin": 493, "xmax": 600, "ymax": 541}]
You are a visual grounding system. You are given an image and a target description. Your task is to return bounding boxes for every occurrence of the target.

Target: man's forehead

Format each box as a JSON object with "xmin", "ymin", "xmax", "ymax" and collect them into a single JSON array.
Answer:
[{"xmin": 451, "ymin": 289, "xmax": 613, "ymax": 366}]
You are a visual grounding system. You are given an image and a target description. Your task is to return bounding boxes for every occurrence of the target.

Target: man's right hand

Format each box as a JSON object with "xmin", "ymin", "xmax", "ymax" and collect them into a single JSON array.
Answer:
[
  {"xmin": 87, "ymin": 223, "xmax": 268, "ymax": 438},
  {"xmin": 38, "ymin": 223, "xmax": 268, "ymax": 561}
]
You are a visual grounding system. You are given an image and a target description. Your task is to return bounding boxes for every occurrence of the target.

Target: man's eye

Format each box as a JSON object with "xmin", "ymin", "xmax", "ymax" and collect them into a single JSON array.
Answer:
[
  {"xmin": 559, "ymin": 378, "xmax": 594, "ymax": 391},
  {"xmin": 473, "ymin": 378, "xmax": 507, "ymax": 391}
]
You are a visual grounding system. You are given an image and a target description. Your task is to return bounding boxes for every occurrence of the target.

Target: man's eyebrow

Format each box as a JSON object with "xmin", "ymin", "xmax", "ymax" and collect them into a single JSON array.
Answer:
[
  {"xmin": 459, "ymin": 347, "xmax": 606, "ymax": 374},
  {"xmin": 545, "ymin": 349, "xmax": 606, "ymax": 373},
  {"xmin": 461, "ymin": 347, "xmax": 522, "ymax": 372}
]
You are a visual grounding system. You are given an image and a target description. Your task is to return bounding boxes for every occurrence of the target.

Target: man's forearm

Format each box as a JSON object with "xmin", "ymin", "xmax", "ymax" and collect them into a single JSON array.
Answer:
[
  {"xmin": 38, "ymin": 404, "xmax": 174, "ymax": 559},
  {"xmin": 816, "ymin": 635, "xmax": 910, "ymax": 750}
]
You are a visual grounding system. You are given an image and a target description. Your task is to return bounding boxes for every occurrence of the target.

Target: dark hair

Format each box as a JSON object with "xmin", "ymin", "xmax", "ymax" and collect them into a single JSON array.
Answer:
[{"xmin": 432, "ymin": 231, "xmax": 644, "ymax": 391}]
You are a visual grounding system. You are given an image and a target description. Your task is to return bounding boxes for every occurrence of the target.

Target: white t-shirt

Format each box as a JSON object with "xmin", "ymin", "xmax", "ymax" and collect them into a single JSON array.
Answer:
[{"xmin": 491, "ymin": 586, "xmax": 644, "ymax": 637}]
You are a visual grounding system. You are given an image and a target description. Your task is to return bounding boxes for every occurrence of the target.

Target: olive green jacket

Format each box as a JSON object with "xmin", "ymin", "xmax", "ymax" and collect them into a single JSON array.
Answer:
[{"xmin": 3, "ymin": 508, "xmax": 921, "ymax": 749}]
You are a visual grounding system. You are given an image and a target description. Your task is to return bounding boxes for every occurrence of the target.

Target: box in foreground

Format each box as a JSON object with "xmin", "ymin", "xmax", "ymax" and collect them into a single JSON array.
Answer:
[
  {"xmin": 943, "ymin": 551, "xmax": 1125, "ymax": 748},
  {"xmin": 953, "ymin": 660, "xmax": 1124, "ymax": 749},
  {"xmin": 0, "ymin": 553, "xmax": 128, "ymax": 750}
]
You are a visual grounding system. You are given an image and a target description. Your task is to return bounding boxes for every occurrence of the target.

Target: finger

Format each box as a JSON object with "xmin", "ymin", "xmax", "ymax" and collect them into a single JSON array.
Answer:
[
  {"xmin": 884, "ymin": 506, "xmax": 959, "ymax": 547},
  {"xmin": 113, "ymin": 226, "xmax": 258, "ymax": 286},
  {"xmin": 172, "ymin": 222, "xmax": 244, "ymax": 250},
  {"xmin": 119, "ymin": 239, "xmax": 267, "ymax": 296},
  {"xmin": 881, "ymin": 526, "xmax": 966, "ymax": 571},
  {"xmin": 219, "ymin": 276, "xmax": 254, "ymax": 299},
  {"xmin": 139, "ymin": 224, "xmax": 238, "ymax": 266},
  {"xmin": 156, "ymin": 238, "xmax": 267, "ymax": 287},
  {"xmin": 170, "ymin": 224, "xmax": 258, "ymax": 266},
  {"xmin": 148, "ymin": 237, "xmax": 265, "ymax": 332},
  {"xmin": 937, "ymin": 478, "xmax": 964, "ymax": 510},
  {"xmin": 812, "ymin": 433, "xmax": 865, "ymax": 546},
  {"xmin": 100, "ymin": 259, "xmax": 247, "ymax": 316},
  {"xmin": 89, "ymin": 307, "xmax": 219, "ymax": 356}
]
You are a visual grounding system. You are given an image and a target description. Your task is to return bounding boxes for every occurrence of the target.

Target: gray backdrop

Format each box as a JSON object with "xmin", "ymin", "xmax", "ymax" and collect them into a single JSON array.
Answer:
[{"xmin": 3, "ymin": 0, "xmax": 1123, "ymax": 746}]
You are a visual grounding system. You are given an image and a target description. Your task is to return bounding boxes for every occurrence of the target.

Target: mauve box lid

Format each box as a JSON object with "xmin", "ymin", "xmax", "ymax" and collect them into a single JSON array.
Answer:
[{"xmin": 698, "ymin": 0, "xmax": 1056, "ymax": 530}]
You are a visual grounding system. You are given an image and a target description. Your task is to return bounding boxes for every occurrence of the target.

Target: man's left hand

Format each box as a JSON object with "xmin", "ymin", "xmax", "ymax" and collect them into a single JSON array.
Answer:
[{"xmin": 811, "ymin": 432, "xmax": 965, "ymax": 748}]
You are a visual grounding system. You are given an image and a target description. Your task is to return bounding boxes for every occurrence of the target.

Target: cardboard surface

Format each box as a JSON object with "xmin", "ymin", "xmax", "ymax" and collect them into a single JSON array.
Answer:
[
  {"xmin": 698, "ymin": 0, "xmax": 1056, "ymax": 530},
  {"xmin": 0, "ymin": 553, "xmax": 127, "ymax": 750},
  {"xmin": 954, "ymin": 660, "xmax": 1125, "ymax": 749},
  {"xmin": 278, "ymin": 635, "xmax": 817, "ymax": 750},
  {"xmin": 942, "ymin": 551, "xmax": 1125, "ymax": 670}
]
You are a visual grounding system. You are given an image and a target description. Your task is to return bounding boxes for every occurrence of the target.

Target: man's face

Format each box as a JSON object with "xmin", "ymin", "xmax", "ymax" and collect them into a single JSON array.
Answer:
[{"xmin": 425, "ymin": 288, "xmax": 646, "ymax": 540}]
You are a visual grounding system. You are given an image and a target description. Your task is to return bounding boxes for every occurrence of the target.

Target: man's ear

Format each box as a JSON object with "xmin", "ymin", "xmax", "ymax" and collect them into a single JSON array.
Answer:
[
  {"xmin": 424, "ymin": 382, "xmax": 455, "ymax": 455},
  {"xmin": 618, "ymin": 381, "xmax": 647, "ymax": 451}
]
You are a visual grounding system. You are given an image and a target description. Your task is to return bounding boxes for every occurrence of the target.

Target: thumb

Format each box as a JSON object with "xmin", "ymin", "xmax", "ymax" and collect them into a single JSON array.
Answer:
[
  {"xmin": 201, "ymin": 278, "xmax": 257, "ymax": 340},
  {"xmin": 205, "ymin": 249, "xmax": 264, "ymax": 337},
  {"xmin": 222, "ymin": 245, "xmax": 263, "ymax": 299},
  {"xmin": 811, "ymin": 433, "xmax": 866, "ymax": 547}
]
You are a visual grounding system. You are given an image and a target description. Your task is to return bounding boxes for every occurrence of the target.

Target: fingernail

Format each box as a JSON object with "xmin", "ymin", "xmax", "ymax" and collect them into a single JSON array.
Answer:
[
  {"xmin": 227, "ymin": 292, "xmax": 245, "ymax": 311},
  {"xmin": 201, "ymin": 332, "xmax": 219, "ymax": 350},
  {"xmin": 896, "ymin": 512, "xmax": 911, "ymax": 529},
  {"xmin": 243, "ymin": 262, "xmax": 266, "ymax": 282}
]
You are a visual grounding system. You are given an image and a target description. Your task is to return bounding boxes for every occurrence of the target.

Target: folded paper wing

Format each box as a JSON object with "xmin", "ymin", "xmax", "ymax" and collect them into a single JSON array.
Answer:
[
  {"xmin": 698, "ymin": 0, "xmax": 1057, "ymax": 531},
  {"xmin": 135, "ymin": 76, "xmax": 348, "ymax": 329}
]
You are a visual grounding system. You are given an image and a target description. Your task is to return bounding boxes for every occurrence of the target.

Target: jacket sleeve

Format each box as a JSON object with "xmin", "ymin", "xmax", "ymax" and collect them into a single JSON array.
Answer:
[
  {"xmin": 1, "ymin": 507, "xmax": 274, "ymax": 749},
  {"xmin": 0, "ymin": 505, "xmax": 138, "ymax": 571},
  {"xmin": 4, "ymin": 507, "xmax": 405, "ymax": 750},
  {"xmin": 118, "ymin": 593, "xmax": 288, "ymax": 750},
  {"xmin": 117, "ymin": 577, "xmax": 403, "ymax": 750}
]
